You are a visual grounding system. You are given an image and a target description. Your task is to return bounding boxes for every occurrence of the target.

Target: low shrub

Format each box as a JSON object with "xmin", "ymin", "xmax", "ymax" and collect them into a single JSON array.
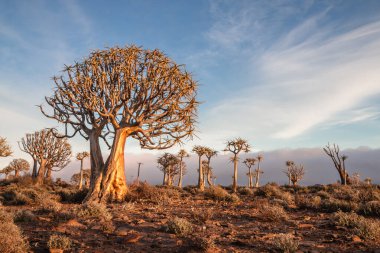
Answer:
[
  {"xmin": 297, "ymin": 195, "xmax": 321, "ymax": 210},
  {"xmin": 257, "ymin": 202, "xmax": 288, "ymax": 221},
  {"xmin": 47, "ymin": 234, "xmax": 72, "ymax": 250},
  {"xmin": 189, "ymin": 208, "xmax": 214, "ymax": 225},
  {"xmin": 0, "ymin": 209, "xmax": 29, "ymax": 253},
  {"xmin": 358, "ymin": 201, "xmax": 380, "ymax": 217},
  {"xmin": 184, "ymin": 234, "xmax": 215, "ymax": 252},
  {"xmin": 125, "ymin": 183, "xmax": 172, "ymax": 205},
  {"xmin": 166, "ymin": 217, "xmax": 193, "ymax": 236},
  {"xmin": 273, "ymin": 233, "xmax": 299, "ymax": 253},
  {"xmin": 75, "ymin": 202, "xmax": 112, "ymax": 221},
  {"xmin": 255, "ymin": 184, "xmax": 293, "ymax": 205},
  {"xmin": 204, "ymin": 186, "xmax": 239, "ymax": 202},
  {"xmin": 14, "ymin": 210, "xmax": 36, "ymax": 222},
  {"xmin": 321, "ymin": 198, "xmax": 358, "ymax": 212},
  {"xmin": 57, "ymin": 188, "xmax": 88, "ymax": 203},
  {"xmin": 238, "ymin": 187, "xmax": 253, "ymax": 195},
  {"xmin": 332, "ymin": 211, "xmax": 380, "ymax": 240}
]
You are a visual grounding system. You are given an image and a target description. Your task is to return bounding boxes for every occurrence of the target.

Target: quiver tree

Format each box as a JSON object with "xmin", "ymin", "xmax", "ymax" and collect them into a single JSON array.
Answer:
[
  {"xmin": 192, "ymin": 145, "xmax": 208, "ymax": 191},
  {"xmin": 19, "ymin": 129, "xmax": 72, "ymax": 185},
  {"xmin": 364, "ymin": 177, "xmax": 372, "ymax": 185},
  {"xmin": 243, "ymin": 158, "xmax": 256, "ymax": 188},
  {"xmin": 254, "ymin": 154, "xmax": 264, "ymax": 188},
  {"xmin": 41, "ymin": 45, "xmax": 198, "ymax": 203},
  {"xmin": 204, "ymin": 148, "xmax": 217, "ymax": 186},
  {"xmin": 76, "ymin": 152, "xmax": 89, "ymax": 190},
  {"xmin": 0, "ymin": 137, "xmax": 12, "ymax": 157},
  {"xmin": 323, "ymin": 143, "xmax": 351, "ymax": 185},
  {"xmin": 6, "ymin": 159, "xmax": 30, "ymax": 177},
  {"xmin": 284, "ymin": 163, "xmax": 305, "ymax": 187},
  {"xmin": 157, "ymin": 153, "xmax": 180, "ymax": 186},
  {"xmin": 177, "ymin": 149, "xmax": 189, "ymax": 188},
  {"xmin": 224, "ymin": 138, "xmax": 250, "ymax": 193}
]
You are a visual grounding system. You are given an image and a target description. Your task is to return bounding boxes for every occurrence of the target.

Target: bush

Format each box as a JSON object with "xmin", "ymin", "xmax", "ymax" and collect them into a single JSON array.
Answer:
[
  {"xmin": 257, "ymin": 202, "xmax": 288, "ymax": 221},
  {"xmin": 57, "ymin": 188, "xmax": 88, "ymax": 203},
  {"xmin": 14, "ymin": 210, "xmax": 36, "ymax": 222},
  {"xmin": 297, "ymin": 195, "xmax": 321, "ymax": 210},
  {"xmin": 125, "ymin": 183, "xmax": 172, "ymax": 205},
  {"xmin": 75, "ymin": 202, "xmax": 112, "ymax": 221},
  {"xmin": 332, "ymin": 211, "xmax": 380, "ymax": 240},
  {"xmin": 359, "ymin": 201, "xmax": 380, "ymax": 217},
  {"xmin": 0, "ymin": 209, "xmax": 29, "ymax": 253},
  {"xmin": 238, "ymin": 187, "xmax": 253, "ymax": 195},
  {"xmin": 184, "ymin": 234, "xmax": 215, "ymax": 252},
  {"xmin": 166, "ymin": 217, "xmax": 193, "ymax": 236},
  {"xmin": 255, "ymin": 184, "xmax": 293, "ymax": 205},
  {"xmin": 38, "ymin": 197, "xmax": 62, "ymax": 213},
  {"xmin": 273, "ymin": 233, "xmax": 299, "ymax": 253},
  {"xmin": 321, "ymin": 198, "xmax": 358, "ymax": 212},
  {"xmin": 204, "ymin": 186, "xmax": 239, "ymax": 202},
  {"xmin": 189, "ymin": 208, "xmax": 213, "ymax": 225},
  {"xmin": 47, "ymin": 234, "xmax": 72, "ymax": 250}
]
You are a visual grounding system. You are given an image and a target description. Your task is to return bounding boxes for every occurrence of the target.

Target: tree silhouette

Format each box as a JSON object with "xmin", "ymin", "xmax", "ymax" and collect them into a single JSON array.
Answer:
[
  {"xmin": 19, "ymin": 129, "xmax": 71, "ymax": 185},
  {"xmin": 243, "ymin": 158, "xmax": 256, "ymax": 188},
  {"xmin": 177, "ymin": 149, "xmax": 189, "ymax": 188},
  {"xmin": 192, "ymin": 145, "xmax": 208, "ymax": 191},
  {"xmin": 5, "ymin": 159, "xmax": 30, "ymax": 177},
  {"xmin": 284, "ymin": 163, "xmax": 305, "ymax": 187},
  {"xmin": 224, "ymin": 138, "xmax": 250, "ymax": 193},
  {"xmin": 323, "ymin": 143, "xmax": 351, "ymax": 185},
  {"xmin": 76, "ymin": 152, "xmax": 90, "ymax": 190},
  {"xmin": 285, "ymin": 160, "xmax": 294, "ymax": 185},
  {"xmin": 0, "ymin": 137, "xmax": 12, "ymax": 157},
  {"xmin": 41, "ymin": 45, "xmax": 198, "ymax": 202}
]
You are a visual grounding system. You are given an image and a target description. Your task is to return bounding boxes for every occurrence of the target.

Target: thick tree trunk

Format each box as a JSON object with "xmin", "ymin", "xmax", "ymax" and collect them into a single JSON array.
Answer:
[
  {"xmin": 86, "ymin": 129, "xmax": 128, "ymax": 203},
  {"xmin": 178, "ymin": 161, "xmax": 183, "ymax": 188},
  {"xmin": 79, "ymin": 159, "xmax": 84, "ymax": 190},
  {"xmin": 32, "ymin": 159, "xmax": 38, "ymax": 178},
  {"xmin": 163, "ymin": 171, "xmax": 167, "ymax": 185},
  {"xmin": 255, "ymin": 172, "xmax": 260, "ymax": 188},
  {"xmin": 248, "ymin": 168, "xmax": 252, "ymax": 188},
  {"xmin": 232, "ymin": 156, "xmax": 238, "ymax": 193},
  {"xmin": 198, "ymin": 156, "xmax": 204, "ymax": 191},
  {"xmin": 35, "ymin": 159, "xmax": 47, "ymax": 185},
  {"xmin": 167, "ymin": 166, "xmax": 173, "ymax": 186}
]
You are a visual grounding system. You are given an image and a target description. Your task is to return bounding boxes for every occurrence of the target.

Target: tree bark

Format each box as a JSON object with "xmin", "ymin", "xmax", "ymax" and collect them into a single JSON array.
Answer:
[
  {"xmin": 163, "ymin": 171, "xmax": 167, "ymax": 185},
  {"xmin": 178, "ymin": 160, "xmax": 183, "ymax": 188},
  {"xmin": 45, "ymin": 167, "xmax": 52, "ymax": 180},
  {"xmin": 207, "ymin": 169, "xmax": 213, "ymax": 186},
  {"xmin": 248, "ymin": 168, "xmax": 252, "ymax": 188},
  {"xmin": 35, "ymin": 159, "xmax": 47, "ymax": 185},
  {"xmin": 86, "ymin": 129, "xmax": 128, "ymax": 203},
  {"xmin": 232, "ymin": 156, "xmax": 238, "ymax": 193},
  {"xmin": 15, "ymin": 170, "xmax": 19, "ymax": 177},
  {"xmin": 198, "ymin": 156, "xmax": 204, "ymax": 191},
  {"xmin": 255, "ymin": 171, "xmax": 260, "ymax": 188},
  {"xmin": 32, "ymin": 159, "xmax": 38, "ymax": 178},
  {"xmin": 79, "ymin": 159, "xmax": 84, "ymax": 190}
]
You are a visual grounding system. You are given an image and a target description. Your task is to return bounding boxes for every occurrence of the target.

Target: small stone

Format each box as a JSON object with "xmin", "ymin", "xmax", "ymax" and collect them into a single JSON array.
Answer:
[
  {"xmin": 124, "ymin": 233, "xmax": 142, "ymax": 243},
  {"xmin": 352, "ymin": 235, "xmax": 362, "ymax": 243},
  {"xmin": 298, "ymin": 223, "xmax": 314, "ymax": 229},
  {"xmin": 114, "ymin": 227, "xmax": 130, "ymax": 236}
]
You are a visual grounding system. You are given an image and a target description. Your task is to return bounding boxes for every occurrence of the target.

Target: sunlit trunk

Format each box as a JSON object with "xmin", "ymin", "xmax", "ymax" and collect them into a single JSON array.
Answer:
[
  {"xmin": 207, "ymin": 169, "xmax": 213, "ymax": 186},
  {"xmin": 248, "ymin": 168, "xmax": 252, "ymax": 188},
  {"xmin": 232, "ymin": 156, "xmax": 238, "ymax": 193},
  {"xmin": 35, "ymin": 159, "xmax": 47, "ymax": 185},
  {"xmin": 198, "ymin": 156, "xmax": 204, "ymax": 191},
  {"xmin": 255, "ymin": 170, "xmax": 260, "ymax": 188},
  {"xmin": 79, "ymin": 159, "xmax": 84, "ymax": 190},
  {"xmin": 45, "ymin": 167, "xmax": 52, "ymax": 180},
  {"xmin": 178, "ymin": 160, "xmax": 183, "ymax": 188}
]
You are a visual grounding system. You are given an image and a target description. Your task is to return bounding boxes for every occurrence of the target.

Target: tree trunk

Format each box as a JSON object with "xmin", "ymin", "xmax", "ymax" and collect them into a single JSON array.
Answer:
[
  {"xmin": 232, "ymin": 156, "xmax": 238, "ymax": 193},
  {"xmin": 178, "ymin": 161, "xmax": 183, "ymax": 188},
  {"xmin": 35, "ymin": 159, "xmax": 47, "ymax": 185},
  {"xmin": 163, "ymin": 171, "xmax": 167, "ymax": 185},
  {"xmin": 32, "ymin": 159, "xmax": 38, "ymax": 178},
  {"xmin": 167, "ymin": 166, "xmax": 173, "ymax": 186},
  {"xmin": 45, "ymin": 167, "xmax": 52, "ymax": 180},
  {"xmin": 255, "ymin": 171, "xmax": 260, "ymax": 188},
  {"xmin": 248, "ymin": 168, "xmax": 252, "ymax": 188},
  {"xmin": 198, "ymin": 156, "xmax": 204, "ymax": 191},
  {"xmin": 207, "ymin": 170, "xmax": 213, "ymax": 186},
  {"xmin": 79, "ymin": 159, "xmax": 84, "ymax": 190}
]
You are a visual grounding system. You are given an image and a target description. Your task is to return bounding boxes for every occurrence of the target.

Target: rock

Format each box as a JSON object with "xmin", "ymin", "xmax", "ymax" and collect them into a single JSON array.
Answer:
[
  {"xmin": 114, "ymin": 227, "xmax": 130, "ymax": 236},
  {"xmin": 352, "ymin": 235, "xmax": 362, "ymax": 243},
  {"xmin": 298, "ymin": 223, "xmax": 314, "ymax": 229},
  {"xmin": 124, "ymin": 233, "xmax": 142, "ymax": 243}
]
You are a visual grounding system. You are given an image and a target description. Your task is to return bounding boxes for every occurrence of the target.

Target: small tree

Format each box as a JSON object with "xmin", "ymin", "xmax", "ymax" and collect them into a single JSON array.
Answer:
[
  {"xmin": 224, "ymin": 138, "xmax": 250, "ymax": 192},
  {"xmin": 323, "ymin": 143, "xmax": 350, "ymax": 185},
  {"xmin": 76, "ymin": 152, "xmax": 89, "ymax": 190},
  {"xmin": 71, "ymin": 169, "xmax": 91, "ymax": 187},
  {"xmin": 6, "ymin": 159, "xmax": 30, "ymax": 177},
  {"xmin": 0, "ymin": 137, "xmax": 12, "ymax": 157},
  {"xmin": 243, "ymin": 158, "xmax": 256, "ymax": 188},
  {"xmin": 157, "ymin": 153, "xmax": 180, "ymax": 186},
  {"xmin": 192, "ymin": 145, "xmax": 208, "ymax": 191},
  {"xmin": 177, "ymin": 149, "xmax": 189, "ymax": 188},
  {"xmin": 19, "ymin": 129, "xmax": 72, "ymax": 185},
  {"xmin": 204, "ymin": 148, "xmax": 218, "ymax": 186},
  {"xmin": 254, "ymin": 154, "xmax": 264, "ymax": 188},
  {"xmin": 284, "ymin": 164, "xmax": 305, "ymax": 187},
  {"xmin": 351, "ymin": 172, "xmax": 360, "ymax": 185}
]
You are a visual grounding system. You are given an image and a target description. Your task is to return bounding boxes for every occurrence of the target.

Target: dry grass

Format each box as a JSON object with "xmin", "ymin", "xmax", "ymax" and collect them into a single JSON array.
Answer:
[
  {"xmin": 47, "ymin": 234, "xmax": 72, "ymax": 250},
  {"xmin": 273, "ymin": 233, "xmax": 299, "ymax": 253},
  {"xmin": 257, "ymin": 201, "xmax": 289, "ymax": 221},
  {"xmin": 204, "ymin": 186, "xmax": 240, "ymax": 202},
  {"xmin": 75, "ymin": 202, "xmax": 112, "ymax": 221},
  {"xmin": 0, "ymin": 209, "xmax": 29, "ymax": 253},
  {"xmin": 166, "ymin": 217, "xmax": 193, "ymax": 236}
]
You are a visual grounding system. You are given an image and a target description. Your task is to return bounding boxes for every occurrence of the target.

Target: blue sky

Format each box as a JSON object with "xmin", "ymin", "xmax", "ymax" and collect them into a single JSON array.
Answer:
[{"xmin": 1, "ymin": 0, "xmax": 380, "ymax": 183}]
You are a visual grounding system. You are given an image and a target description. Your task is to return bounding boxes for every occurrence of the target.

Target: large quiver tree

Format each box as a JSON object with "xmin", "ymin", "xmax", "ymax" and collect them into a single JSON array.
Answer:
[
  {"xmin": 42, "ymin": 45, "xmax": 198, "ymax": 203},
  {"xmin": 323, "ymin": 143, "xmax": 351, "ymax": 185}
]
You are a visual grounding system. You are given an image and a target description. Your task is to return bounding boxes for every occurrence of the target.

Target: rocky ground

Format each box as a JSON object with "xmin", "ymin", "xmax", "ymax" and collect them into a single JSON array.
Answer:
[{"xmin": 1, "ymin": 179, "xmax": 380, "ymax": 252}]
